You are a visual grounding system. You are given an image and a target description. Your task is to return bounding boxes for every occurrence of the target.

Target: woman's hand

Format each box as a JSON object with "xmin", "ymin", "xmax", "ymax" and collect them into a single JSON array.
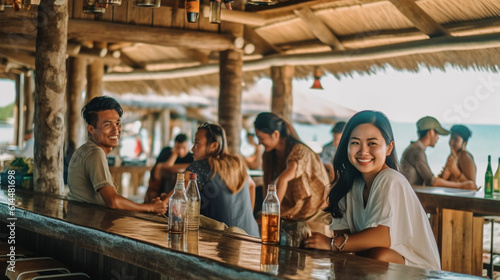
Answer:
[{"xmin": 304, "ymin": 232, "xmax": 332, "ymax": 251}]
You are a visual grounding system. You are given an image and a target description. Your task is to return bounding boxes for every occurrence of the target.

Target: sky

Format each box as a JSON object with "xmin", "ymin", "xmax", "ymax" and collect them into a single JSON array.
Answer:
[
  {"xmin": 1, "ymin": 65, "xmax": 500, "ymax": 124},
  {"xmin": 257, "ymin": 65, "xmax": 500, "ymax": 125}
]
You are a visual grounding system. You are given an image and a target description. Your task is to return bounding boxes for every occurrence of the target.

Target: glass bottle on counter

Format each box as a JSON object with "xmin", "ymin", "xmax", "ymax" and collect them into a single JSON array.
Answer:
[
  {"xmin": 186, "ymin": 0, "xmax": 200, "ymax": 23},
  {"xmin": 185, "ymin": 173, "xmax": 201, "ymax": 230},
  {"xmin": 494, "ymin": 157, "xmax": 500, "ymax": 193},
  {"xmin": 485, "ymin": 155, "xmax": 493, "ymax": 196},
  {"xmin": 168, "ymin": 173, "xmax": 188, "ymax": 233},
  {"xmin": 261, "ymin": 184, "xmax": 280, "ymax": 244},
  {"xmin": 209, "ymin": 0, "xmax": 221, "ymax": 24}
]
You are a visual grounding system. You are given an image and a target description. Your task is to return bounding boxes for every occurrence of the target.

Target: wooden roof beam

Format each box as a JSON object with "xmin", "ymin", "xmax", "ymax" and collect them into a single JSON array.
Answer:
[
  {"xmin": 294, "ymin": 7, "xmax": 344, "ymax": 51},
  {"xmin": 0, "ymin": 48, "xmax": 35, "ymax": 69},
  {"xmin": 103, "ymin": 32, "xmax": 500, "ymax": 81},
  {"xmin": 0, "ymin": 18, "xmax": 235, "ymax": 51},
  {"xmin": 0, "ymin": 33, "xmax": 81, "ymax": 55},
  {"xmin": 388, "ymin": 0, "xmax": 450, "ymax": 37},
  {"xmin": 244, "ymin": 26, "xmax": 282, "ymax": 55}
]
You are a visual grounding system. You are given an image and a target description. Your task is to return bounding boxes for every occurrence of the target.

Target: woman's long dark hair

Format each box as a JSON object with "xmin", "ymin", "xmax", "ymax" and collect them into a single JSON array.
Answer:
[
  {"xmin": 325, "ymin": 110, "xmax": 399, "ymax": 219},
  {"xmin": 254, "ymin": 112, "xmax": 302, "ymax": 187}
]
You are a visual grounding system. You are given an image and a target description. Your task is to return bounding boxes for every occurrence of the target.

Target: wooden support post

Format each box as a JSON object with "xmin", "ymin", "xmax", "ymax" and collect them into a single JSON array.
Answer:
[
  {"xmin": 23, "ymin": 70, "xmax": 35, "ymax": 135},
  {"xmin": 143, "ymin": 113, "xmax": 156, "ymax": 157},
  {"xmin": 14, "ymin": 73, "xmax": 25, "ymax": 149},
  {"xmin": 160, "ymin": 109, "xmax": 171, "ymax": 150},
  {"xmin": 86, "ymin": 59, "xmax": 104, "ymax": 103},
  {"xmin": 67, "ymin": 57, "xmax": 87, "ymax": 152},
  {"xmin": 219, "ymin": 49, "xmax": 243, "ymax": 155},
  {"xmin": 271, "ymin": 65, "xmax": 294, "ymax": 122},
  {"xmin": 34, "ymin": 0, "xmax": 68, "ymax": 195}
]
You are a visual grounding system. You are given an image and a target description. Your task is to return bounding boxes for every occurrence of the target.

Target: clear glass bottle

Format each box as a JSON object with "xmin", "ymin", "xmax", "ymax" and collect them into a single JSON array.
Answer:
[
  {"xmin": 209, "ymin": 0, "xmax": 221, "ymax": 24},
  {"xmin": 185, "ymin": 173, "xmax": 201, "ymax": 231},
  {"xmin": 485, "ymin": 155, "xmax": 493, "ymax": 196},
  {"xmin": 168, "ymin": 173, "xmax": 188, "ymax": 233},
  {"xmin": 494, "ymin": 157, "xmax": 500, "ymax": 193},
  {"xmin": 261, "ymin": 184, "xmax": 280, "ymax": 244}
]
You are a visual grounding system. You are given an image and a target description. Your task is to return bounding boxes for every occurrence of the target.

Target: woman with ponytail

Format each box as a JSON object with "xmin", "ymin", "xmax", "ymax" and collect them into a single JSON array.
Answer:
[
  {"xmin": 254, "ymin": 112, "xmax": 331, "ymax": 234},
  {"xmin": 185, "ymin": 122, "xmax": 259, "ymax": 237}
]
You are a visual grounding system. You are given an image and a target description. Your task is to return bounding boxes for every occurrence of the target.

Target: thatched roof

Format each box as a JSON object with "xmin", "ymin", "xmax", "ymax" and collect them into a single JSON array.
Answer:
[{"xmin": 1, "ymin": 0, "xmax": 500, "ymax": 94}]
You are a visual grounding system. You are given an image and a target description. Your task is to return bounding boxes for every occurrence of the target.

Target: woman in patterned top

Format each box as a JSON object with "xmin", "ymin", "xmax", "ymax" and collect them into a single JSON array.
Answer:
[
  {"xmin": 254, "ymin": 112, "xmax": 331, "ymax": 235},
  {"xmin": 185, "ymin": 122, "xmax": 259, "ymax": 237}
]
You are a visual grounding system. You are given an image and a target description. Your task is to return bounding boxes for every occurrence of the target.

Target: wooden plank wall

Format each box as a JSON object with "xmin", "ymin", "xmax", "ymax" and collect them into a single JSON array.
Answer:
[
  {"xmin": 1, "ymin": 223, "xmax": 165, "ymax": 280},
  {"xmin": 68, "ymin": 0, "xmax": 219, "ymax": 33}
]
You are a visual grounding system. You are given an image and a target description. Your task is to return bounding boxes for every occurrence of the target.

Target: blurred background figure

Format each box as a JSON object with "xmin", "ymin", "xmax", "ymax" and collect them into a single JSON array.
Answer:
[
  {"xmin": 254, "ymin": 112, "xmax": 331, "ymax": 236},
  {"xmin": 319, "ymin": 121, "xmax": 345, "ymax": 181},
  {"xmin": 243, "ymin": 130, "xmax": 263, "ymax": 170},
  {"xmin": 145, "ymin": 133, "xmax": 194, "ymax": 203},
  {"xmin": 439, "ymin": 124, "xmax": 476, "ymax": 183}
]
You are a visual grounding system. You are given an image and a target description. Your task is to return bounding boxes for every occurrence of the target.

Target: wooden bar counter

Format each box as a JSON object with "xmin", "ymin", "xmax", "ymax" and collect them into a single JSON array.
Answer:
[
  {"xmin": 0, "ymin": 189, "xmax": 482, "ymax": 279},
  {"xmin": 413, "ymin": 186, "xmax": 500, "ymax": 276}
]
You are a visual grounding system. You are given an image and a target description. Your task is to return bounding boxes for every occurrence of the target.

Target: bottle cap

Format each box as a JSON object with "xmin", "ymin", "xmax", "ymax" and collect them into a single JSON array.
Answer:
[
  {"xmin": 268, "ymin": 184, "xmax": 276, "ymax": 191},
  {"xmin": 177, "ymin": 173, "xmax": 185, "ymax": 180},
  {"xmin": 189, "ymin": 173, "xmax": 197, "ymax": 180}
]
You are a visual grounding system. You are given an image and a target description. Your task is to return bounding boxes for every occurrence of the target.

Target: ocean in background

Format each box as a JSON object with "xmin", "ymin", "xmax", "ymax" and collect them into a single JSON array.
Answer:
[
  {"xmin": 296, "ymin": 121, "xmax": 500, "ymax": 188},
  {"xmin": 2, "ymin": 121, "xmax": 500, "ymax": 187}
]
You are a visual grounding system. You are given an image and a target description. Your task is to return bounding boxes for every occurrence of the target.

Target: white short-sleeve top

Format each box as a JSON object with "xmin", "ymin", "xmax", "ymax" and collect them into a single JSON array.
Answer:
[{"xmin": 330, "ymin": 168, "xmax": 441, "ymax": 271}]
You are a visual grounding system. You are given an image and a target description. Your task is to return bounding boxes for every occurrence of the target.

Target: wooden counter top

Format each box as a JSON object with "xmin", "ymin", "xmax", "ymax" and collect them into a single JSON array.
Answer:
[
  {"xmin": 413, "ymin": 186, "xmax": 500, "ymax": 216},
  {"xmin": 0, "ymin": 189, "xmax": 483, "ymax": 279}
]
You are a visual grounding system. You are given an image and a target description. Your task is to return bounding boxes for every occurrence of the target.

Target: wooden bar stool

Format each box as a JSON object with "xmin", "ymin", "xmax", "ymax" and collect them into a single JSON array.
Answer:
[{"xmin": 5, "ymin": 257, "xmax": 70, "ymax": 280}]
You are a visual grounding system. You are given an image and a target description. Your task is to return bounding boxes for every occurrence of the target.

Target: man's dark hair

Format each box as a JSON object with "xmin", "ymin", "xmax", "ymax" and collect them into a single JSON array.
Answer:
[
  {"xmin": 82, "ymin": 96, "xmax": 123, "ymax": 127},
  {"xmin": 174, "ymin": 133, "xmax": 188, "ymax": 143},
  {"xmin": 418, "ymin": 129, "xmax": 435, "ymax": 139}
]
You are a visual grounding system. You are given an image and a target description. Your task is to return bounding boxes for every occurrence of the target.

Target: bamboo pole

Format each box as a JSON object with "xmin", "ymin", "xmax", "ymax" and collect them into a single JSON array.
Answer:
[
  {"xmin": 23, "ymin": 70, "xmax": 35, "ymax": 135},
  {"xmin": 34, "ymin": 0, "xmax": 68, "ymax": 195}
]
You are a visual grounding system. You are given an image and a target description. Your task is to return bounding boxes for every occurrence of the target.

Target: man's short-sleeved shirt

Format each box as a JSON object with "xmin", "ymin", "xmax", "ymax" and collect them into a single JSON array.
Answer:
[
  {"xmin": 67, "ymin": 141, "xmax": 116, "ymax": 206},
  {"xmin": 400, "ymin": 141, "xmax": 436, "ymax": 186}
]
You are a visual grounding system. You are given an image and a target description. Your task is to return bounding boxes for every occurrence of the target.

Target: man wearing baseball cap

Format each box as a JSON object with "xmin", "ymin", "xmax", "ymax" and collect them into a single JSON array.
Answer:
[{"xmin": 400, "ymin": 116, "xmax": 476, "ymax": 190}]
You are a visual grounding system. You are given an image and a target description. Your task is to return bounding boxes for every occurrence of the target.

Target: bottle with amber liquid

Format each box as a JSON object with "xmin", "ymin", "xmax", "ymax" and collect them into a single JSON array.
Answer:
[
  {"xmin": 186, "ymin": 0, "xmax": 200, "ymax": 23},
  {"xmin": 168, "ymin": 173, "xmax": 188, "ymax": 233},
  {"xmin": 494, "ymin": 157, "xmax": 500, "ymax": 193},
  {"xmin": 261, "ymin": 184, "xmax": 280, "ymax": 244},
  {"xmin": 485, "ymin": 155, "xmax": 493, "ymax": 196}
]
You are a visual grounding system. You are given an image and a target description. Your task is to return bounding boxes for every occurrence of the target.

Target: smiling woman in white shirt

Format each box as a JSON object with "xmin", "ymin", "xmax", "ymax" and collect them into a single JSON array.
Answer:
[{"xmin": 304, "ymin": 110, "xmax": 441, "ymax": 271}]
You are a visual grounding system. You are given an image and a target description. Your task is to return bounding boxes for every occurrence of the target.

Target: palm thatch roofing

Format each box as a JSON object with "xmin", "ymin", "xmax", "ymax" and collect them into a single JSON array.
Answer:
[{"xmin": 1, "ymin": 0, "xmax": 500, "ymax": 95}]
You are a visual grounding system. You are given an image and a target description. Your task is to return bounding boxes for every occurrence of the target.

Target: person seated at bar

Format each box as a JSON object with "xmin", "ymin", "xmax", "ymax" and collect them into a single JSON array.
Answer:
[
  {"xmin": 243, "ymin": 130, "xmax": 263, "ymax": 170},
  {"xmin": 253, "ymin": 112, "xmax": 331, "ymax": 235},
  {"xmin": 144, "ymin": 133, "xmax": 194, "ymax": 203},
  {"xmin": 438, "ymin": 124, "xmax": 476, "ymax": 183},
  {"xmin": 185, "ymin": 122, "xmax": 259, "ymax": 237},
  {"xmin": 305, "ymin": 110, "xmax": 441, "ymax": 270},
  {"xmin": 319, "ymin": 121, "xmax": 346, "ymax": 181},
  {"xmin": 67, "ymin": 96, "xmax": 167, "ymax": 214},
  {"xmin": 400, "ymin": 116, "xmax": 476, "ymax": 190}
]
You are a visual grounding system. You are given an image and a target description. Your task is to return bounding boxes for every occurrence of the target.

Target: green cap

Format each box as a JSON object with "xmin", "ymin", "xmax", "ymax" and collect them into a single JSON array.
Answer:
[{"xmin": 417, "ymin": 116, "xmax": 450, "ymax": 135}]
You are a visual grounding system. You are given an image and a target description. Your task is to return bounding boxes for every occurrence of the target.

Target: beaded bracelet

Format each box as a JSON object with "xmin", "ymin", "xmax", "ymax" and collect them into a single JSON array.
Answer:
[{"xmin": 331, "ymin": 233, "xmax": 349, "ymax": 251}]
